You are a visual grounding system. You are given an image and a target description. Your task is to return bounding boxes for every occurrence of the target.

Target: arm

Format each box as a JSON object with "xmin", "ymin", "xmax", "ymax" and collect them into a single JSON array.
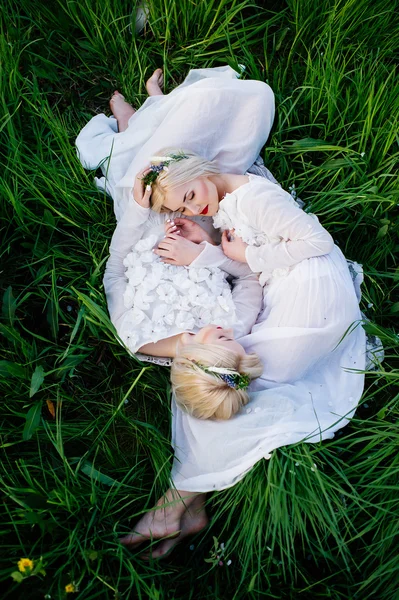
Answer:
[
  {"xmin": 241, "ymin": 181, "xmax": 334, "ymax": 273},
  {"xmin": 103, "ymin": 199, "xmax": 150, "ymax": 327},
  {"xmin": 104, "ymin": 170, "xmax": 153, "ymax": 328}
]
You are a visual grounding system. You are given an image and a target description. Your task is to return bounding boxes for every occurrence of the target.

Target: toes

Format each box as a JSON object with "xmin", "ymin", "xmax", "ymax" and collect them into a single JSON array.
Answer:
[
  {"xmin": 119, "ymin": 532, "xmax": 147, "ymax": 546},
  {"xmin": 151, "ymin": 538, "xmax": 179, "ymax": 559}
]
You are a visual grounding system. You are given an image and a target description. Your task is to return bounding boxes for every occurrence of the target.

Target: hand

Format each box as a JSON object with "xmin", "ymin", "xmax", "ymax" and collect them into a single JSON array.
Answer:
[
  {"xmin": 221, "ymin": 229, "xmax": 248, "ymax": 263},
  {"xmin": 154, "ymin": 233, "xmax": 204, "ymax": 265},
  {"xmin": 172, "ymin": 218, "xmax": 215, "ymax": 245},
  {"xmin": 133, "ymin": 166, "xmax": 152, "ymax": 208}
]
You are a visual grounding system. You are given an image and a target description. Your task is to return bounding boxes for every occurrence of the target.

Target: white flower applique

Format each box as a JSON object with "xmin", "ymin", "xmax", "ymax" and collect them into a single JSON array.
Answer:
[
  {"xmin": 123, "ymin": 286, "xmax": 136, "ymax": 309},
  {"xmin": 134, "ymin": 234, "xmax": 158, "ymax": 253},
  {"xmin": 126, "ymin": 264, "xmax": 147, "ymax": 286},
  {"xmin": 153, "ymin": 303, "xmax": 175, "ymax": 327},
  {"xmin": 175, "ymin": 311, "xmax": 196, "ymax": 330},
  {"xmin": 134, "ymin": 288, "xmax": 155, "ymax": 310},
  {"xmin": 156, "ymin": 283, "xmax": 178, "ymax": 305}
]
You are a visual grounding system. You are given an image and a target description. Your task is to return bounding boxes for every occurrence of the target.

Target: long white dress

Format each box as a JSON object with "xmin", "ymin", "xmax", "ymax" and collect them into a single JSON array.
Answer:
[
  {"xmin": 76, "ymin": 66, "xmax": 367, "ymax": 493},
  {"xmin": 170, "ymin": 179, "xmax": 366, "ymax": 491}
]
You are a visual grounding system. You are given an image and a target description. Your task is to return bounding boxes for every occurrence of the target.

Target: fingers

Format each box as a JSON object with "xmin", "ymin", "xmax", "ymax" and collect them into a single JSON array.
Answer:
[
  {"xmin": 165, "ymin": 219, "xmax": 180, "ymax": 235},
  {"xmin": 173, "ymin": 217, "xmax": 191, "ymax": 227}
]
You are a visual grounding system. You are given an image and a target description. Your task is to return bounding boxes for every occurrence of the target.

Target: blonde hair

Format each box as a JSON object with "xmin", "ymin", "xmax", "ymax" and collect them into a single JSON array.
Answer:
[
  {"xmin": 150, "ymin": 147, "xmax": 220, "ymax": 213},
  {"xmin": 171, "ymin": 343, "xmax": 263, "ymax": 420}
]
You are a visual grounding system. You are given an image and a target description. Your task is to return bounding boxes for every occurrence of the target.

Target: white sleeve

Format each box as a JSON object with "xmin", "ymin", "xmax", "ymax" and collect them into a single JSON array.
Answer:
[
  {"xmin": 242, "ymin": 183, "xmax": 334, "ymax": 274},
  {"xmin": 190, "ymin": 241, "xmax": 255, "ymax": 278},
  {"xmin": 230, "ymin": 274, "xmax": 263, "ymax": 339},
  {"xmin": 103, "ymin": 200, "xmax": 150, "ymax": 327}
]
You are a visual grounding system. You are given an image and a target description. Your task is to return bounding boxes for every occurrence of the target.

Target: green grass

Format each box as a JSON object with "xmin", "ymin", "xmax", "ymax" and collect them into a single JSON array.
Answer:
[{"xmin": 1, "ymin": 0, "xmax": 398, "ymax": 598}]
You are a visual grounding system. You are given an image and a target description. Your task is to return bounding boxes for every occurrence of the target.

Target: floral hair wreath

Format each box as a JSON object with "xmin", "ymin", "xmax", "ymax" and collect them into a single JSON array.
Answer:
[
  {"xmin": 196, "ymin": 364, "xmax": 250, "ymax": 390},
  {"xmin": 142, "ymin": 152, "xmax": 189, "ymax": 186}
]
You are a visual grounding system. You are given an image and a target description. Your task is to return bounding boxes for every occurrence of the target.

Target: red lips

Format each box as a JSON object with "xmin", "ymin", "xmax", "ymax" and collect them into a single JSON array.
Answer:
[{"xmin": 200, "ymin": 205, "xmax": 209, "ymax": 215}]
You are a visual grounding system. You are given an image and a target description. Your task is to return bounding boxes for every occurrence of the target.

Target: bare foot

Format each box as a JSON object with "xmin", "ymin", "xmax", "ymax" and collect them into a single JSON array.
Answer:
[
  {"xmin": 109, "ymin": 90, "xmax": 135, "ymax": 132},
  {"xmin": 148, "ymin": 494, "xmax": 209, "ymax": 559},
  {"xmin": 146, "ymin": 68, "xmax": 164, "ymax": 96},
  {"xmin": 119, "ymin": 489, "xmax": 199, "ymax": 548}
]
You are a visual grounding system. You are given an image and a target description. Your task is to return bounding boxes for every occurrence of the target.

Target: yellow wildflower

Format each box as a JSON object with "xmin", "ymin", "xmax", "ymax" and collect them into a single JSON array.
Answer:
[
  {"xmin": 65, "ymin": 583, "xmax": 77, "ymax": 593},
  {"xmin": 17, "ymin": 558, "xmax": 34, "ymax": 573}
]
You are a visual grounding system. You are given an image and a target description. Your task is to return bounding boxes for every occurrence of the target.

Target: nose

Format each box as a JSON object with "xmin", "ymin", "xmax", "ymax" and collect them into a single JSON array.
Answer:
[{"xmin": 186, "ymin": 197, "xmax": 202, "ymax": 215}]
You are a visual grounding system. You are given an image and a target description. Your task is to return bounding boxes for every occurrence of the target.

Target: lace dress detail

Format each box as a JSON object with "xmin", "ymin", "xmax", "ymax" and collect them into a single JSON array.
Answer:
[{"xmin": 120, "ymin": 232, "xmax": 236, "ymax": 353}]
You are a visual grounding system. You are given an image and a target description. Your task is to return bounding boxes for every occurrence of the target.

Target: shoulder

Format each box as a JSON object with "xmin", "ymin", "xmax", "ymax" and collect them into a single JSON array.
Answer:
[{"xmin": 237, "ymin": 176, "xmax": 293, "ymax": 213}]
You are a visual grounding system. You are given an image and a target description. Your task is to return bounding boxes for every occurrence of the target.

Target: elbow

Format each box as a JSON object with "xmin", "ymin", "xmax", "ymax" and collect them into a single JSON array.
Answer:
[
  {"xmin": 323, "ymin": 232, "xmax": 335, "ymax": 255},
  {"xmin": 314, "ymin": 231, "xmax": 334, "ymax": 256}
]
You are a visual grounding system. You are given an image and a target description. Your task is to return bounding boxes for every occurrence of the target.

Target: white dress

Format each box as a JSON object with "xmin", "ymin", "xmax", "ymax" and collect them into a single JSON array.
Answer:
[
  {"xmin": 76, "ymin": 66, "xmax": 368, "ymax": 493},
  {"xmin": 170, "ymin": 177, "xmax": 367, "ymax": 491}
]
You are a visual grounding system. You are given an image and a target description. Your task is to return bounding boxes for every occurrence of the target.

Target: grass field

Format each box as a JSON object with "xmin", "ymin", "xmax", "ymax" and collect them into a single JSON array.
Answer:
[{"xmin": 1, "ymin": 0, "xmax": 398, "ymax": 598}]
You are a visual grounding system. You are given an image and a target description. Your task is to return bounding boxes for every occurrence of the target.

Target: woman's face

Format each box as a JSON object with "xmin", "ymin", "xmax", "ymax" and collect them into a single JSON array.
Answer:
[
  {"xmin": 161, "ymin": 176, "xmax": 219, "ymax": 217},
  {"xmin": 180, "ymin": 324, "xmax": 246, "ymax": 356}
]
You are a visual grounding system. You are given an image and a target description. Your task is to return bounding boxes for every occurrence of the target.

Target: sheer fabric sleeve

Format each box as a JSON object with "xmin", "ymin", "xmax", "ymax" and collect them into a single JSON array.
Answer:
[
  {"xmin": 103, "ymin": 200, "xmax": 150, "ymax": 328},
  {"xmin": 241, "ymin": 181, "xmax": 334, "ymax": 274}
]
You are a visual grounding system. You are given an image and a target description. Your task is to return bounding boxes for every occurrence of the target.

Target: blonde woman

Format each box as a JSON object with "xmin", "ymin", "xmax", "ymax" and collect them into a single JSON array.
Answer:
[{"xmin": 77, "ymin": 66, "xmax": 368, "ymax": 555}]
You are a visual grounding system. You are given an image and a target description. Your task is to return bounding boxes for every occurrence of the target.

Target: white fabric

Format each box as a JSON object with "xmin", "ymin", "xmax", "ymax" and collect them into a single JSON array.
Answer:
[{"xmin": 76, "ymin": 66, "xmax": 366, "ymax": 493}]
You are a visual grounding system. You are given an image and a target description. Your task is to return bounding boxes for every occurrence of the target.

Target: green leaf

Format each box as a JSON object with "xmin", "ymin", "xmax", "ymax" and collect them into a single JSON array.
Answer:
[
  {"xmin": 80, "ymin": 460, "xmax": 121, "ymax": 487},
  {"xmin": 377, "ymin": 224, "xmax": 389, "ymax": 238},
  {"xmin": 390, "ymin": 302, "xmax": 399, "ymax": 313},
  {"xmin": 29, "ymin": 365, "xmax": 45, "ymax": 397},
  {"xmin": 2, "ymin": 286, "xmax": 16, "ymax": 325},
  {"xmin": 11, "ymin": 571, "xmax": 24, "ymax": 583},
  {"xmin": 46, "ymin": 298, "xmax": 59, "ymax": 340},
  {"xmin": 248, "ymin": 573, "xmax": 257, "ymax": 592},
  {"xmin": 0, "ymin": 360, "xmax": 26, "ymax": 379},
  {"xmin": 377, "ymin": 407, "xmax": 387, "ymax": 419},
  {"xmin": 23, "ymin": 402, "xmax": 42, "ymax": 441}
]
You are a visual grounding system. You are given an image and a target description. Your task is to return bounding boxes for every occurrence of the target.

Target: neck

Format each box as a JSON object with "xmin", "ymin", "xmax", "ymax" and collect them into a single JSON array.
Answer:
[{"xmin": 208, "ymin": 173, "xmax": 248, "ymax": 202}]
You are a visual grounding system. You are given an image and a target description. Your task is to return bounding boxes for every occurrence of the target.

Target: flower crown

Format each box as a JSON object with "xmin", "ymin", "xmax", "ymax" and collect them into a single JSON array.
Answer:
[
  {"xmin": 142, "ymin": 152, "xmax": 189, "ymax": 186},
  {"xmin": 197, "ymin": 364, "xmax": 250, "ymax": 390}
]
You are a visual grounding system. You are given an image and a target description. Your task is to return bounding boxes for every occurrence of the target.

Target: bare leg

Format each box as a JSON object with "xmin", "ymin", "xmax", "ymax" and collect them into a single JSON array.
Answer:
[
  {"xmin": 149, "ymin": 493, "xmax": 208, "ymax": 559},
  {"xmin": 109, "ymin": 91, "xmax": 135, "ymax": 132},
  {"xmin": 146, "ymin": 68, "xmax": 164, "ymax": 96},
  {"xmin": 119, "ymin": 488, "xmax": 200, "ymax": 547}
]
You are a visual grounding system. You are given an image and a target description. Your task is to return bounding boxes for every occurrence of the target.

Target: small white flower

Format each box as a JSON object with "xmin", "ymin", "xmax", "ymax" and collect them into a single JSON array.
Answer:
[
  {"xmin": 217, "ymin": 295, "xmax": 231, "ymax": 313},
  {"xmin": 150, "ymin": 155, "xmax": 172, "ymax": 163},
  {"xmin": 189, "ymin": 268, "xmax": 210, "ymax": 283},
  {"xmin": 367, "ymin": 302, "xmax": 373, "ymax": 308},
  {"xmin": 126, "ymin": 307, "xmax": 146, "ymax": 325},
  {"xmin": 134, "ymin": 288, "xmax": 155, "ymax": 310},
  {"xmin": 156, "ymin": 283, "xmax": 178, "ymax": 305},
  {"xmin": 140, "ymin": 250, "xmax": 157, "ymax": 264},
  {"xmin": 153, "ymin": 303, "xmax": 175, "ymax": 326},
  {"xmin": 192, "ymin": 305, "xmax": 213, "ymax": 326},
  {"xmin": 134, "ymin": 234, "xmax": 158, "ymax": 253},
  {"xmin": 175, "ymin": 311, "xmax": 195, "ymax": 330},
  {"xmin": 174, "ymin": 270, "xmax": 192, "ymax": 290},
  {"xmin": 126, "ymin": 265, "xmax": 147, "ymax": 286},
  {"xmin": 360, "ymin": 152, "xmax": 365, "ymax": 157},
  {"xmin": 123, "ymin": 286, "xmax": 136, "ymax": 308}
]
